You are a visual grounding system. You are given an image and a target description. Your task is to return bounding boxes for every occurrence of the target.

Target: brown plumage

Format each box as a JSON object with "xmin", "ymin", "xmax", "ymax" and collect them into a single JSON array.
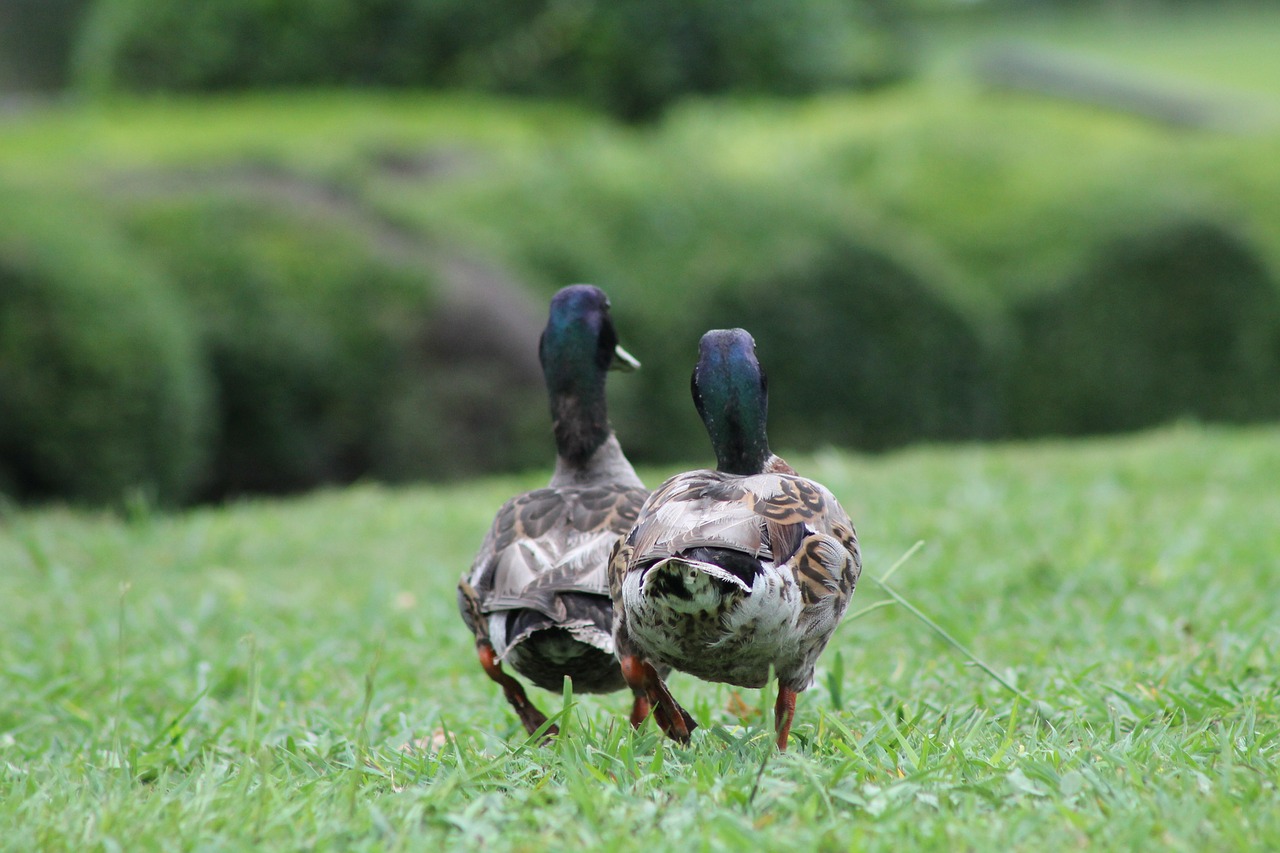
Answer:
[
  {"xmin": 610, "ymin": 329, "xmax": 861, "ymax": 750},
  {"xmin": 457, "ymin": 285, "xmax": 651, "ymax": 737}
]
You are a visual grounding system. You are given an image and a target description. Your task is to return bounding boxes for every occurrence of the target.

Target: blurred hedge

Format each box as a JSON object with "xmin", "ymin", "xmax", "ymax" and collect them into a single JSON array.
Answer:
[
  {"xmin": 4, "ymin": 91, "xmax": 1280, "ymax": 505},
  {"xmin": 0, "ymin": 169, "xmax": 550, "ymax": 505},
  {"xmin": 73, "ymin": 0, "xmax": 906, "ymax": 120},
  {"xmin": 0, "ymin": 186, "xmax": 211, "ymax": 505},
  {"xmin": 0, "ymin": 0, "xmax": 92, "ymax": 90},
  {"xmin": 118, "ymin": 189, "xmax": 545, "ymax": 499},
  {"xmin": 703, "ymin": 239, "xmax": 998, "ymax": 452},
  {"xmin": 1008, "ymin": 218, "xmax": 1280, "ymax": 436}
]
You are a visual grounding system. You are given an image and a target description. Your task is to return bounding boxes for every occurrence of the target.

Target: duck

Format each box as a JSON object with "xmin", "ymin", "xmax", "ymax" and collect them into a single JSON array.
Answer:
[
  {"xmin": 609, "ymin": 328, "xmax": 861, "ymax": 750},
  {"xmin": 457, "ymin": 284, "xmax": 651, "ymax": 737}
]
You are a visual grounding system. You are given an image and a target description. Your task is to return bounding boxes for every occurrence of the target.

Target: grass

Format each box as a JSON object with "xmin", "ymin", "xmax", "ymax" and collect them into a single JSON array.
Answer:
[
  {"xmin": 2, "ymin": 423, "xmax": 1278, "ymax": 849},
  {"xmin": 918, "ymin": 3, "xmax": 1280, "ymax": 97}
]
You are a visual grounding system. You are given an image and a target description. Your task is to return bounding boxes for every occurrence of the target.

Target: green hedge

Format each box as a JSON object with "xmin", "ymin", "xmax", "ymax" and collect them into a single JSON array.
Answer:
[
  {"xmin": 378, "ymin": 96, "xmax": 1280, "ymax": 462},
  {"xmin": 118, "ymin": 188, "xmax": 547, "ymax": 497},
  {"xmin": 73, "ymin": 0, "xmax": 906, "ymax": 120},
  {"xmin": 5, "ymin": 90, "xmax": 1280, "ymax": 504},
  {"xmin": 1008, "ymin": 218, "xmax": 1280, "ymax": 436},
  {"xmin": 0, "ymin": 186, "xmax": 211, "ymax": 505},
  {"xmin": 701, "ymin": 239, "xmax": 998, "ymax": 453}
]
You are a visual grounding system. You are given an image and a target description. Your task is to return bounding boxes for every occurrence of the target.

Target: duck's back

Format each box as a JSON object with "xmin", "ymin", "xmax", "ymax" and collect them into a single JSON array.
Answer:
[
  {"xmin": 625, "ymin": 470, "xmax": 855, "ymax": 567},
  {"xmin": 463, "ymin": 482, "xmax": 648, "ymax": 692}
]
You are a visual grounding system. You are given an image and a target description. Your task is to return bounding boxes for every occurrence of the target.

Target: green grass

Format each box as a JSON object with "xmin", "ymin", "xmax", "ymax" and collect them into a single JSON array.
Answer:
[
  {"xmin": 919, "ymin": 4, "xmax": 1280, "ymax": 97},
  {"xmin": 3, "ymin": 424, "xmax": 1278, "ymax": 849}
]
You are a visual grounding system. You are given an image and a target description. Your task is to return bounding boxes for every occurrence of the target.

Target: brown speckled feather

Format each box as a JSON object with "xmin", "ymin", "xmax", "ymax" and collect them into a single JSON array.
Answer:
[
  {"xmin": 611, "ymin": 462, "xmax": 860, "ymax": 691},
  {"xmin": 461, "ymin": 472, "xmax": 648, "ymax": 694},
  {"xmin": 472, "ymin": 484, "xmax": 647, "ymax": 615}
]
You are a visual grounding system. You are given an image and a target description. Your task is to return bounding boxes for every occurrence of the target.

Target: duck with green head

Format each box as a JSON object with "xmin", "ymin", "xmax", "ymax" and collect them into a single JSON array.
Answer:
[
  {"xmin": 609, "ymin": 328, "xmax": 861, "ymax": 750},
  {"xmin": 458, "ymin": 285, "xmax": 651, "ymax": 737}
]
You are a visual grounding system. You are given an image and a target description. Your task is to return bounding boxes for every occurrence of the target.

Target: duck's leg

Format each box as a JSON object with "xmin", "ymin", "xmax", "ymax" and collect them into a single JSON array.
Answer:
[
  {"xmin": 628, "ymin": 693, "xmax": 652, "ymax": 728},
  {"xmin": 476, "ymin": 642, "xmax": 558, "ymax": 739},
  {"xmin": 620, "ymin": 654, "xmax": 697, "ymax": 743},
  {"xmin": 619, "ymin": 653, "xmax": 653, "ymax": 728},
  {"xmin": 774, "ymin": 685, "xmax": 798, "ymax": 751},
  {"xmin": 649, "ymin": 670, "xmax": 698, "ymax": 743}
]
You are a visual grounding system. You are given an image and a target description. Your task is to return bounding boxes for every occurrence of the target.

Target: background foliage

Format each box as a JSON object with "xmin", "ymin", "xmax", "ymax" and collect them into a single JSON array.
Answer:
[
  {"xmin": 72, "ymin": 0, "xmax": 906, "ymax": 120},
  {"xmin": 0, "ymin": 183, "xmax": 210, "ymax": 505},
  {"xmin": 1, "ymin": 4, "xmax": 1279, "ymax": 504}
]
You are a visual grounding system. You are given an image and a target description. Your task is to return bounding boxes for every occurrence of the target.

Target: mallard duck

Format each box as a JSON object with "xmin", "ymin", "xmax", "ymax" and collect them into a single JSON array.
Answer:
[
  {"xmin": 457, "ymin": 284, "xmax": 651, "ymax": 737},
  {"xmin": 609, "ymin": 328, "xmax": 861, "ymax": 750}
]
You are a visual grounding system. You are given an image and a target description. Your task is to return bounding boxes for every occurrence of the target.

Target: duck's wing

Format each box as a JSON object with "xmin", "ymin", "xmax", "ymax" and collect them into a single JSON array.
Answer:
[
  {"xmin": 612, "ymin": 469, "xmax": 860, "ymax": 604},
  {"xmin": 466, "ymin": 484, "xmax": 648, "ymax": 623},
  {"xmin": 751, "ymin": 475, "xmax": 861, "ymax": 606},
  {"xmin": 623, "ymin": 470, "xmax": 768, "ymax": 562}
]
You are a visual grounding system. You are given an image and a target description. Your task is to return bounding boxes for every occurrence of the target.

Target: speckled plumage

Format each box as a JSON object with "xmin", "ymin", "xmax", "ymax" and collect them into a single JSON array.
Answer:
[
  {"xmin": 462, "ymin": 477, "xmax": 647, "ymax": 693},
  {"xmin": 610, "ymin": 329, "xmax": 861, "ymax": 749},
  {"xmin": 457, "ymin": 285, "xmax": 649, "ymax": 737}
]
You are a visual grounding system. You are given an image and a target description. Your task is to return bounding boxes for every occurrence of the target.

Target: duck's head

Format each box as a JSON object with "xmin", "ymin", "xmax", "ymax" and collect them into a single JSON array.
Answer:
[
  {"xmin": 692, "ymin": 328, "xmax": 771, "ymax": 476},
  {"xmin": 540, "ymin": 284, "xmax": 639, "ymax": 462},
  {"xmin": 540, "ymin": 285, "xmax": 638, "ymax": 390}
]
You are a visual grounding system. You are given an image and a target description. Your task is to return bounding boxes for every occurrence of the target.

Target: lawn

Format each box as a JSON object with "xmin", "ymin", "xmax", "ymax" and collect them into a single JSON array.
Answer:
[
  {"xmin": 918, "ymin": 3, "xmax": 1280, "ymax": 97},
  {"xmin": 2, "ymin": 424, "xmax": 1278, "ymax": 849}
]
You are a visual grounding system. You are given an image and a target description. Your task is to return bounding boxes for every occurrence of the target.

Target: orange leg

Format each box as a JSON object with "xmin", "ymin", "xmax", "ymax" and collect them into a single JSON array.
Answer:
[
  {"xmin": 620, "ymin": 654, "xmax": 697, "ymax": 744},
  {"xmin": 477, "ymin": 642, "xmax": 558, "ymax": 739},
  {"xmin": 628, "ymin": 693, "xmax": 652, "ymax": 729},
  {"xmin": 774, "ymin": 685, "xmax": 798, "ymax": 751}
]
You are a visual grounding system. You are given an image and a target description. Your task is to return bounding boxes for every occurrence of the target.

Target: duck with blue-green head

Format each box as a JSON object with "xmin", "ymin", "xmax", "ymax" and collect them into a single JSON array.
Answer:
[
  {"xmin": 610, "ymin": 328, "xmax": 861, "ymax": 750},
  {"xmin": 458, "ymin": 285, "xmax": 651, "ymax": 737}
]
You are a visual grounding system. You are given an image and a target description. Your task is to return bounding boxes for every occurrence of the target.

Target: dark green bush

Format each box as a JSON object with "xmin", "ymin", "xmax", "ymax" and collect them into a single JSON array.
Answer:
[
  {"xmin": 0, "ymin": 187, "xmax": 211, "ymax": 504},
  {"xmin": 699, "ymin": 238, "xmax": 999, "ymax": 453},
  {"xmin": 0, "ymin": 0, "xmax": 92, "ymax": 90},
  {"xmin": 599, "ymin": 239, "xmax": 996, "ymax": 464},
  {"xmin": 74, "ymin": 0, "xmax": 907, "ymax": 120},
  {"xmin": 119, "ymin": 187, "xmax": 546, "ymax": 497},
  {"xmin": 1008, "ymin": 218, "xmax": 1280, "ymax": 436}
]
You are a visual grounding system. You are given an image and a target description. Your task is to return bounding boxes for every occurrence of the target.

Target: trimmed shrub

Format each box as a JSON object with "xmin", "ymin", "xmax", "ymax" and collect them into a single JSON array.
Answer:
[
  {"xmin": 699, "ymin": 238, "xmax": 998, "ymax": 453},
  {"xmin": 1008, "ymin": 218, "xmax": 1280, "ymax": 436},
  {"xmin": 73, "ymin": 0, "xmax": 907, "ymax": 120},
  {"xmin": 599, "ymin": 240, "xmax": 996, "ymax": 464},
  {"xmin": 0, "ymin": 187, "xmax": 211, "ymax": 504},
  {"xmin": 119, "ymin": 187, "xmax": 546, "ymax": 497}
]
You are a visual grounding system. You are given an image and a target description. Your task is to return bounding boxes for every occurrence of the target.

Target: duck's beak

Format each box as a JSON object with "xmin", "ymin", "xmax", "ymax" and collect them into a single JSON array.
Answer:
[{"xmin": 611, "ymin": 343, "xmax": 641, "ymax": 372}]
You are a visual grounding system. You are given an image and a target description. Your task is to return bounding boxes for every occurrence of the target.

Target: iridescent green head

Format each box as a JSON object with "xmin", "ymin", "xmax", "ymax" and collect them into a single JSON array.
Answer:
[
  {"xmin": 539, "ymin": 285, "xmax": 639, "ymax": 463},
  {"xmin": 692, "ymin": 328, "xmax": 771, "ymax": 475}
]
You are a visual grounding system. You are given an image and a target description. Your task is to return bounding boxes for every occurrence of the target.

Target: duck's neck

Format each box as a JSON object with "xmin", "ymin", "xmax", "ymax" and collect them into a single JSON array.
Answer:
[
  {"xmin": 715, "ymin": 444, "xmax": 770, "ymax": 476},
  {"xmin": 549, "ymin": 433, "xmax": 644, "ymax": 488},
  {"xmin": 549, "ymin": 384, "xmax": 611, "ymax": 466},
  {"xmin": 708, "ymin": 406, "xmax": 772, "ymax": 476}
]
